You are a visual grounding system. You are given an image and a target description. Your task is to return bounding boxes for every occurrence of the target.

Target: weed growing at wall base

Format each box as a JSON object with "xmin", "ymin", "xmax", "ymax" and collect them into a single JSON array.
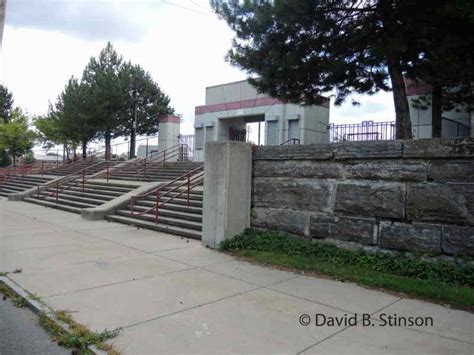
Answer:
[{"xmin": 220, "ymin": 229, "xmax": 474, "ymax": 310}]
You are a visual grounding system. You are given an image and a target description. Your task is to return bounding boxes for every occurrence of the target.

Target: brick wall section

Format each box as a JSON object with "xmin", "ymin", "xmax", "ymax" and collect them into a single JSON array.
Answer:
[{"xmin": 252, "ymin": 139, "xmax": 474, "ymax": 256}]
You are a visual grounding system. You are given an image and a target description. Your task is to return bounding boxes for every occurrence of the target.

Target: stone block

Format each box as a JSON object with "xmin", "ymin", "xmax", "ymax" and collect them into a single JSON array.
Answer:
[
  {"xmin": 442, "ymin": 225, "xmax": 474, "ymax": 256},
  {"xmin": 334, "ymin": 182, "xmax": 405, "ymax": 219},
  {"xmin": 253, "ymin": 160, "xmax": 344, "ymax": 179},
  {"xmin": 378, "ymin": 221, "xmax": 442, "ymax": 253},
  {"xmin": 403, "ymin": 138, "xmax": 474, "ymax": 159},
  {"xmin": 344, "ymin": 160, "xmax": 427, "ymax": 182},
  {"xmin": 334, "ymin": 140, "xmax": 403, "ymax": 160},
  {"xmin": 406, "ymin": 183, "xmax": 474, "ymax": 225},
  {"xmin": 428, "ymin": 160, "xmax": 474, "ymax": 182},
  {"xmin": 252, "ymin": 178, "xmax": 334, "ymax": 212},
  {"xmin": 309, "ymin": 216, "xmax": 377, "ymax": 245},
  {"xmin": 251, "ymin": 207, "xmax": 310, "ymax": 237},
  {"xmin": 253, "ymin": 144, "xmax": 335, "ymax": 161}
]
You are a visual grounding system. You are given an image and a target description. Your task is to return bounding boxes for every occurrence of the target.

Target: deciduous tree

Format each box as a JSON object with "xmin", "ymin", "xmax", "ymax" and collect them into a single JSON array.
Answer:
[{"xmin": 0, "ymin": 109, "xmax": 36, "ymax": 166}]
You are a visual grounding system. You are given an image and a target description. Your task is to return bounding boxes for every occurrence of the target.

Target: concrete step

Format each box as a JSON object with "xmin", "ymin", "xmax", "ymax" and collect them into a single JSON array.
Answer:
[
  {"xmin": 106, "ymin": 214, "xmax": 201, "ymax": 239},
  {"xmin": 23, "ymin": 197, "xmax": 83, "ymax": 214},
  {"xmin": 33, "ymin": 195, "xmax": 96, "ymax": 209},
  {"xmin": 128, "ymin": 205, "xmax": 202, "ymax": 222},
  {"xmin": 63, "ymin": 186, "xmax": 123, "ymax": 197},
  {"xmin": 86, "ymin": 181, "xmax": 139, "ymax": 189},
  {"xmin": 1, "ymin": 180, "xmax": 37, "ymax": 189},
  {"xmin": 78, "ymin": 183, "xmax": 134, "ymax": 193},
  {"xmin": 46, "ymin": 188, "xmax": 113, "ymax": 201},
  {"xmin": 41, "ymin": 191, "xmax": 106, "ymax": 205},
  {"xmin": 116, "ymin": 210, "xmax": 202, "ymax": 231},
  {"xmin": 134, "ymin": 200, "xmax": 203, "ymax": 214},
  {"xmin": 142, "ymin": 196, "xmax": 203, "ymax": 208}
]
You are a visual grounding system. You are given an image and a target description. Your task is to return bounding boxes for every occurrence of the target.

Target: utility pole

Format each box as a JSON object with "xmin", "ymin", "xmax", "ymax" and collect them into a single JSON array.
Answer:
[{"xmin": 130, "ymin": 87, "xmax": 138, "ymax": 159}]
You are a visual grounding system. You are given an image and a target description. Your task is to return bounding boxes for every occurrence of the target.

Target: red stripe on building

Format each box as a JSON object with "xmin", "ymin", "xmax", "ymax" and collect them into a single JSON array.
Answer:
[
  {"xmin": 404, "ymin": 77, "xmax": 432, "ymax": 96},
  {"xmin": 158, "ymin": 115, "xmax": 181, "ymax": 124},
  {"xmin": 195, "ymin": 95, "xmax": 330, "ymax": 115}
]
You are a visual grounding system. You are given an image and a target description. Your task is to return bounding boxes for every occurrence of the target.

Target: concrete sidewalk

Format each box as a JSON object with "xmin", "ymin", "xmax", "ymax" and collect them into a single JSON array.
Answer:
[{"xmin": 0, "ymin": 199, "xmax": 472, "ymax": 354}]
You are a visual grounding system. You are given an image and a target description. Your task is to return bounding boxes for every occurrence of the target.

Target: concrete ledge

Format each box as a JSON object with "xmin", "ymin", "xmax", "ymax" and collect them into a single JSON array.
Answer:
[
  {"xmin": 7, "ymin": 175, "xmax": 64, "ymax": 201},
  {"xmin": 81, "ymin": 181, "xmax": 164, "ymax": 221}
]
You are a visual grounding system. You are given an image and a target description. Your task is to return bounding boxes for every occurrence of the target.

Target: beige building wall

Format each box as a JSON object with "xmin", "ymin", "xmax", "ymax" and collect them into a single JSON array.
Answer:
[{"xmin": 194, "ymin": 80, "xmax": 330, "ymax": 162}]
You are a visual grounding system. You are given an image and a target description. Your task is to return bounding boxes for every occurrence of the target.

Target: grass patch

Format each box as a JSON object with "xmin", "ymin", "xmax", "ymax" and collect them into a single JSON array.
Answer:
[
  {"xmin": 220, "ymin": 229, "xmax": 474, "ymax": 310},
  {"xmin": 0, "ymin": 281, "xmax": 120, "ymax": 354},
  {"xmin": 0, "ymin": 282, "xmax": 28, "ymax": 307},
  {"xmin": 39, "ymin": 309, "xmax": 121, "ymax": 355}
]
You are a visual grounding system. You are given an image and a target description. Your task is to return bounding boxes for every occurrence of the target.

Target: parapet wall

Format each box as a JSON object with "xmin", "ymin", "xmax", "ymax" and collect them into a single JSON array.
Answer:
[{"xmin": 252, "ymin": 139, "xmax": 474, "ymax": 256}]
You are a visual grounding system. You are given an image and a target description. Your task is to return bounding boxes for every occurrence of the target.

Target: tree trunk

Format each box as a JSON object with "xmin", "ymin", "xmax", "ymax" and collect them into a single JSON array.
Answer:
[
  {"xmin": 431, "ymin": 84, "xmax": 442, "ymax": 138},
  {"xmin": 105, "ymin": 131, "xmax": 111, "ymax": 161},
  {"xmin": 82, "ymin": 140, "xmax": 88, "ymax": 159},
  {"xmin": 387, "ymin": 58, "xmax": 413, "ymax": 139},
  {"xmin": 129, "ymin": 129, "xmax": 136, "ymax": 160}
]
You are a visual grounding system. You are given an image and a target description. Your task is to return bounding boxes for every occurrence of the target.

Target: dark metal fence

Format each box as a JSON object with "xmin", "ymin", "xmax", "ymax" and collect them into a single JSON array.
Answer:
[
  {"xmin": 179, "ymin": 134, "xmax": 195, "ymax": 161},
  {"xmin": 328, "ymin": 121, "xmax": 396, "ymax": 142}
]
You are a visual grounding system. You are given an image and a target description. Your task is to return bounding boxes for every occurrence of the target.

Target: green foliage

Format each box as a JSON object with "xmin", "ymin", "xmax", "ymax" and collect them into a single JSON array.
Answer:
[
  {"xmin": 24, "ymin": 151, "xmax": 36, "ymax": 164},
  {"xmin": 119, "ymin": 62, "xmax": 174, "ymax": 138},
  {"xmin": 82, "ymin": 42, "xmax": 126, "ymax": 144},
  {"xmin": 404, "ymin": 1, "xmax": 474, "ymax": 114},
  {"xmin": 0, "ymin": 84, "xmax": 15, "ymax": 166},
  {"xmin": 39, "ymin": 42, "xmax": 175, "ymax": 157},
  {"xmin": 241, "ymin": 250, "xmax": 474, "ymax": 308},
  {"xmin": 221, "ymin": 229, "xmax": 474, "ymax": 287},
  {"xmin": 211, "ymin": 1, "xmax": 472, "ymax": 138},
  {"xmin": 0, "ymin": 84, "xmax": 14, "ymax": 123},
  {"xmin": 39, "ymin": 310, "xmax": 120, "ymax": 354},
  {"xmin": 0, "ymin": 109, "xmax": 36, "ymax": 165}
]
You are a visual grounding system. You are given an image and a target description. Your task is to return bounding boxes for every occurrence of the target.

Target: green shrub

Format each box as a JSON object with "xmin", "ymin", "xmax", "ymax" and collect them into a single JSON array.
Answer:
[{"xmin": 220, "ymin": 229, "xmax": 474, "ymax": 287}]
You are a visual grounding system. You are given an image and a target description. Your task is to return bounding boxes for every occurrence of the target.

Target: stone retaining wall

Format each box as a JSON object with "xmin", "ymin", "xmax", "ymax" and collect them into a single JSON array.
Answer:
[{"xmin": 252, "ymin": 139, "xmax": 474, "ymax": 256}]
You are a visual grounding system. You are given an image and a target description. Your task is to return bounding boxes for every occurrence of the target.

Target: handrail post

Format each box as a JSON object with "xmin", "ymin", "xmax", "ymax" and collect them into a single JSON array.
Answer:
[
  {"xmin": 187, "ymin": 175, "xmax": 190, "ymax": 206},
  {"xmin": 155, "ymin": 189, "xmax": 160, "ymax": 223},
  {"xmin": 144, "ymin": 158, "xmax": 147, "ymax": 178},
  {"xmin": 130, "ymin": 197, "xmax": 135, "ymax": 216},
  {"xmin": 163, "ymin": 150, "xmax": 166, "ymax": 167},
  {"xmin": 56, "ymin": 181, "xmax": 59, "ymax": 202},
  {"xmin": 82, "ymin": 169, "xmax": 85, "ymax": 192},
  {"xmin": 106, "ymin": 164, "xmax": 110, "ymax": 182}
]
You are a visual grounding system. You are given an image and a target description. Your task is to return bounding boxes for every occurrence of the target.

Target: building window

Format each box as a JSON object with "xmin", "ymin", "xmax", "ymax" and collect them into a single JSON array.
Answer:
[
  {"xmin": 206, "ymin": 126, "xmax": 214, "ymax": 142},
  {"xmin": 267, "ymin": 121, "xmax": 278, "ymax": 145},
  {"xmin": 288, "ymin": 119, "xmax": 300, "ymax": 140},
  {"xmin": 195, "ymin": 128, "xmax": 204, "ymax": 150}
]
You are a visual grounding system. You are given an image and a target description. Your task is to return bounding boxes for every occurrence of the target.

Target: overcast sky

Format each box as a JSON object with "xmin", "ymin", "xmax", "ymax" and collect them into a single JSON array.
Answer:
[{"xmin": 1, "ymin": 0, "xmax": 395, "ymax": 138}]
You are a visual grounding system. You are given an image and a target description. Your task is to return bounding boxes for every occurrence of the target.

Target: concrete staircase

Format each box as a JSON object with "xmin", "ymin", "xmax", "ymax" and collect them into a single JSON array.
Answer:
[
  {"xmin": 46, "ymin": 158, "xmax": 115, "ymax": 176},
  {"xmin": 109, "ymin": 161, "xmax": 202, "ymax": 182},
  {"xmin": 106, "ymin": 184, "xmax": 203, "ymax": 239},
  {"xmin": 0, "ymin": 175, "xmax": 54, "ymax": 197},
  {"xmin": 24, "ymin": 180, "xmax": 139, "ymax": 214}
]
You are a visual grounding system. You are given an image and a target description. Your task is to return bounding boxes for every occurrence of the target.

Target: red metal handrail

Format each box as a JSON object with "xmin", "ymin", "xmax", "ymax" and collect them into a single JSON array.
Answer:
[
  {"xmin": 35, "ymin": 160, "xmax": 115, "ymax": 202},
  {"xmin": 0, "ymin": 160, "xmax": 64, "ymax": 191},
  {"xmin": 129, "ymin": 165, "xmax": 204, "ymax": 222},
  {"xmin": 107, "ymin": 144, "xmax": 188, "ymax": 181}
]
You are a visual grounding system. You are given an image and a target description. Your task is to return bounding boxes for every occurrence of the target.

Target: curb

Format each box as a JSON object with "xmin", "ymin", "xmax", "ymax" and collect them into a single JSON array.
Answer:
[{"xmin": 0, "ymin": 276, "xmax": 106, "ymax": 355}]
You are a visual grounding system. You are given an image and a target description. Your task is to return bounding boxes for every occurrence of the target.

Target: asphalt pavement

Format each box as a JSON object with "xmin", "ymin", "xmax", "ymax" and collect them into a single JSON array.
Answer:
[{"xmin": 0, "ymin": 297, "xmax": 69, "ymax": 355}]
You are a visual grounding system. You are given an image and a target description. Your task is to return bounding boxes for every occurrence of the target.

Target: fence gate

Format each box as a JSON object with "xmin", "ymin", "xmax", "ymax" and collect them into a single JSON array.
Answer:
[{"xmin": 180, "ymin": 134, "xmax": 194, "ymax": 161}]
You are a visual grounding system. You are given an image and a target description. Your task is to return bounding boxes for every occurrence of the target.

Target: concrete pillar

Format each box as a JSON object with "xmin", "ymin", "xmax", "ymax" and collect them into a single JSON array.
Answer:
[
  {"xmin": 202, "ymin": 141, "xmax": 252, "ymax": 248},
  {"xmin": 158, "ymin": 115, "xmax": 181, "ymax": 159}
]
